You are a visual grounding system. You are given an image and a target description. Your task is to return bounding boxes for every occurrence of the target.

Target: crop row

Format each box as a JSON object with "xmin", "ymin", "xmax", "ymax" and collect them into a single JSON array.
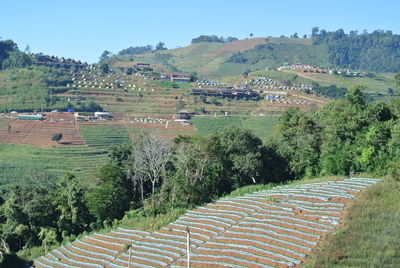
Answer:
[{"xmin": 34, "ymin": 178, "xmax": 380, "ymax": 268}]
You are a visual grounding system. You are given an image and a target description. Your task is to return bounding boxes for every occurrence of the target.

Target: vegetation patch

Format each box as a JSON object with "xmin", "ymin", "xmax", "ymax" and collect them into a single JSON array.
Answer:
[
  {"xmin": 304, "ymin": 179, "xmax": 400, "ymax": 267},
  {"xmin": 191, "ymin": 115, "xmax": 279, "ymax": 140},
  {"xmin": 0, "ymin": 144, "xmax": 107, "ymax": 188},
  {"xmin": 78, "ymin": 125, "xmax": 130, "ymax": 150}
]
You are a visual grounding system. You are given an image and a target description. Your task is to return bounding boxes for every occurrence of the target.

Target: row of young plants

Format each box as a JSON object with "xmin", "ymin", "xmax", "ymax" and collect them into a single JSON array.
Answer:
[{"xmin": 34, "ymin": 178, "xmax": 379, "ymax": 268}]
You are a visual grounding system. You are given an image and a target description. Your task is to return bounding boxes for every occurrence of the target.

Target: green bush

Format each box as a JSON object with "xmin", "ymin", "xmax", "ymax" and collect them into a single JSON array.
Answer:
[{"xmin": 51, "ymin": 133, "xmax": 62, "ymax": 141}]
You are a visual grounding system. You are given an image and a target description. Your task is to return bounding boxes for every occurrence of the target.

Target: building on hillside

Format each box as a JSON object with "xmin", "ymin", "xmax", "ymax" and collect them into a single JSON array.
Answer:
[
  {"xmin": 134, "ymin": 63, "xmax": 153, "ymax": 71},
  {"xmin": 161, "ymin": 72, "xmax": 191, "ymax": 83},
  {"xmin": 175, "ymin": 110, "xmax": 193, "ymax": 120},
  {"xmin": 94, "ymin": 112, "xmax": 112, "ymax": 120},
  {"xmin": 191, "ymin": 88, "xmax": 259, "ymax": 99},
  {"xmin": 17, "ymin": 114, "xmax": 44, "ymax": 120},
  {"xmin": 73, "ymin": 112, "xmax": 85, "ymax": 121}
]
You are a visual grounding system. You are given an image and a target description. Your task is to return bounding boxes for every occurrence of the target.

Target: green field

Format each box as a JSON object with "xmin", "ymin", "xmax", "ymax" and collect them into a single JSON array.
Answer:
[
  {"xmin": 305, "ymin": 179, "xmax": 400, "ymax": 267},
  {"xmin": 78, "ymin": 125, "xmax": 130, "ymax": 150},
  {"xmin": 191, "ymin": 115, "xmax": 280, "ymax": 140},
  {"xmin": 251, "ymin": 70, "xmax": 315, "ymax": 84},
  {"xmin": 0, "ymin": 125, "xmax": 131, "ymax": 188},
  {"xmin": 0, "ymin": 144, "xmax": 107, "ymax": 188}
]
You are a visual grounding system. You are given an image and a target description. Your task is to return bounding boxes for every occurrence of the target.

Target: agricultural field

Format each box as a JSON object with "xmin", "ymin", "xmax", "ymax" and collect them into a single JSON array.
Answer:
[
  {"xmin": 0, "ymin": 144, "xmax": 107, "ymax": 188},
  {"xmin": 305, "ymin": 179, "xmax": 400, "ymax": 267},
  {"xmin": 281, "ymin": 69, "xmax": 397, "ymax": 97},
  {"xmin": 0, "ymin": 113, "xmax": 84, "ymax": 148},
  {"xmin": 191, "ymin": 115, "xmax": 280, "ymax": 140},
  {"xmin": 34, "ymin": 177, "xmax": 380, "ymax": 268},
  {"xmin": 0, "ymin": 120, "xmax": 134, "ymax": 187},
  {"xmin": 126, "ymin": 120, "xmax": 196, "ymax": 140},
  {"xmin": 78, "ymin": 125, "xmax": 130, "ymax": 151}
]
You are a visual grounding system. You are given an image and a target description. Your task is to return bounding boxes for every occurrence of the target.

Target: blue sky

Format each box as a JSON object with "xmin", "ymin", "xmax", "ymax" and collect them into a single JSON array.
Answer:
[{"xmin": 1, "ymin": 0, "xmax": 399, "ymax": 63}]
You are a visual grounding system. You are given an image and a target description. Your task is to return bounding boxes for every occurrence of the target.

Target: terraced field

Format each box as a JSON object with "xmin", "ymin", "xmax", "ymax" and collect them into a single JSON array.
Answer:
[
  {"xmin": 78, "ymin": 125, "xmax": 130, "ymax": 151},
  {"xmin": 0, "ymin": 113, "xmax": 84, "ymax": 148},
  {"xmin": 34, "ymin": 177, "xmax": 380, "ymax": 268},
  {"xmin": 191, "ymin": 115, "xmax": 280, "ymax": 140}
]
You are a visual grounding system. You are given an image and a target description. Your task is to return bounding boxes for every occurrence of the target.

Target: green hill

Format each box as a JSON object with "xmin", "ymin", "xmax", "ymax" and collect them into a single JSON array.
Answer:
[{"xmin": 111, "ymin": 37, "xmax": 318, "ymax": 78}]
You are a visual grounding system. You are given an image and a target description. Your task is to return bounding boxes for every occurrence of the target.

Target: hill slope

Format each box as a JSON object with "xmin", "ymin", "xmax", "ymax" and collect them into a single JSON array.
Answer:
[
  {"xmin": 111, "ymin": 37, "xmax": 318, "ymax": 78},
  {"xmin": 34, "ymin": 177, "xmax": 380, "ymax": 268}
]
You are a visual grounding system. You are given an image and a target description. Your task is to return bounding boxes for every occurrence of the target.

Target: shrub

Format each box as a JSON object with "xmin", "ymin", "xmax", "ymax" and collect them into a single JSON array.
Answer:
[{"xmin": 51, "ymin": 133, "xmax": 62, "ymax": 141}]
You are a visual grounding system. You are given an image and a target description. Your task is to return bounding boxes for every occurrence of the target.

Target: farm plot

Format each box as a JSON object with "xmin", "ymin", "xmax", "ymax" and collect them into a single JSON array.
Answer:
[
  {"xmin": 0, "ymin": 144, "xmax": 107, "ymax": 188},
  {"xmin": 191, "ymin": 115, "xmax": 280, "ymax": 140},
  {"xmin": 0, "ymin": 113, "xmax": 84, "ymax": 148},
  {"xmin": 126, "ymin": 120, "xmax": 196, "ymax": 140},
  {"xmin": 78, "ymin": 125, "xmax": 130, "ymax": 151},
  {"xmin": 34, "ymin": 178, "xmax": 380, "ymax": 268}
]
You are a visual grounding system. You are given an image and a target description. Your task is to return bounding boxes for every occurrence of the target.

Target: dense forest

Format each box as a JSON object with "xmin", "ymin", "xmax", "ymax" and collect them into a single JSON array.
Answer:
[
  {"xmin": 226, "ymin": 43, "xmax": 329, "ymax": 67},
  {"xmin": 0, "ymin": 85, "xmax": 399, "ymax": 264},
  {"xmin": 226, "ymin": 28, "xmax": 400, "ymax": 73},
  {"xmin": 312, "ymin": 28, "xmax": 400, "ymax": 72},
  {"xmin": 0, "ymin": 39, "xmax": 32, "ymax": 70}
]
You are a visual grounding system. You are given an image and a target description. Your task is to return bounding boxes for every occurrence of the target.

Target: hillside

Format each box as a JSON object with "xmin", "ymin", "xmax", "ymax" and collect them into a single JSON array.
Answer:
[
  {"xmin": 111, "ymin": 37, "xmax": 317, "ymax": 78},
  {"xmin": 33, "ymin": 177, "xmax": 380, "ymax": 268}
]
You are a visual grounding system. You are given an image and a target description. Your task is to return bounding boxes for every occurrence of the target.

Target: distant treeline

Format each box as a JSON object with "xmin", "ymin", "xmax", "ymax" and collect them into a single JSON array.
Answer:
[
  {"xmin": 191, "ymin": 35, "xmax": 238, "ymax": 44},
  {"xmin": 312, "ymin": 28, "xmax": 400, "ymax": 72},
  {"xmin": 312, "ymin": 84, "xmax": 348, "ymax": 99},
  {"xmin": 113, "ymin": 42, "xmax": 167, "ymax": 57},
  {"xmin": 226, "ymin": 43, "xmax": 329, "ymax": 67},
  {"xmin": 226, "ymin": 28, "xmax": 400, "ymax": 73},
  {"xmin": 0, "ymin": 39, "xmax": 32, "ymax": 69}
]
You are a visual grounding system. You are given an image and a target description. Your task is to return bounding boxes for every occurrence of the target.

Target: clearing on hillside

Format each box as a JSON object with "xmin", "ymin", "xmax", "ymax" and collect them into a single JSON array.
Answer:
[
  {"xmin": 34, "ymin": 177, "xmax": 379, "ymax": 268},
  {"xmin": 0, "ymin": 113, "xmax": 84, "ymax": 148}
]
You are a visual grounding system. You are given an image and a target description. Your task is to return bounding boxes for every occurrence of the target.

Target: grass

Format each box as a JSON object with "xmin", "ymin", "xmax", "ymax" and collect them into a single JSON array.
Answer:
[
  {"xmin": 191, "ymin": 115, "xmax": 244, "ymax": 136},
  {"xmin": 0, "ymin": 125, "xmax": 130, "ymax": 188},
  {"xmin": 281, "ymin": 70, "xmax": 396, "ymax": 95},
  {"xmin": 304, "ymin": 178, "xmax": 400, "ymax": 267},
  {"xmin": 0, "ymin": 144, "xmax": 107, "ymax": 188},
  {"xmin": 78, "ymin": 125, "xmax": 130, "ymax": 150},
  {"xmin": 191, "ymin": 115, "xmax": 280, "ymax": 140},
  {"xmin": 251, "ymin": 70, "xmax": 315, "ymax": 84}
]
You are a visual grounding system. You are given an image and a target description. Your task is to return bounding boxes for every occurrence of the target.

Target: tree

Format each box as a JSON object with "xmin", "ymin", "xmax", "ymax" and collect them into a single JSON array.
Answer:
[
  {"xmin": 108, "ymin": 142, "xmax": 133, "ymax": 167},
  {"xmin": 51, "ymin": 133, "xmax": 62, "ymax": 142},
  {"xmin": 210, "ymin": 126, "xmax": 264, "ymax": 188},
  {"xmin": 52, "ymin": 174, "xmax": 92, "ymax": 237},
  {"xmin": 276, "ymin": 108, "xmax": 321, "ymax": 178},
  {"xmin": 226, "ymin": 36, "xmax": 238, "ymax": 42},
  {"xmin": 303, "ymin": 34, "xmax": 307, "ymax": 38},
  {"xmin": 127, "ymin": 135, "xmax": 172, "ymax": 207},
  {"xmin": 38, "ymin": 227, "xmax": 58, "ymax": 253},
  {"xmin": 1, "ymin": 50, "xmax": 32, "ymax": 69},
  {"xmin": 155, "ymin": 42, "xmax": 167, "ymax": 50},
  {"xmin": 100, "ymin": 63, "xmax": 110, "ymax": 74},
  {"xmin": 1, "ymin": 171, "xmax": 57, "ymax": 251},
  {"xmin": 0, "ymin": 39, "xmax": 18, "ymax": 68},
  {"xmin": 311, "ymin": 27, "xmax": 319, "ymax": 37},
  {"xmin": 99, "ymin": 50, "xmax": 112, "ymax": 62},
  {"xmin": 346, "ymin": 86, "xmax": 366, "ymax": 107},
  {"xmin": 250, "ymin": 33, "xmax": 254, "ymax": 38},
  {"xmin": 293, "ymin": 33, "xmax": 299, "ymax": 38},
  {"xmin": 85, "ymin": 164, "xmax": 131, "ymax": 223}
]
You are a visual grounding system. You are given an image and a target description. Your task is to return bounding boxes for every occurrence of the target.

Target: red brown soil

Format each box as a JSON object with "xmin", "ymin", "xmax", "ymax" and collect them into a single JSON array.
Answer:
[
  {"xmin": 194, "ymin": 248, "xmax": 288, "ymax": 268},
  {"xmin": 0, "ymin": 113, "xmax": 84, "ymax": 148}
]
